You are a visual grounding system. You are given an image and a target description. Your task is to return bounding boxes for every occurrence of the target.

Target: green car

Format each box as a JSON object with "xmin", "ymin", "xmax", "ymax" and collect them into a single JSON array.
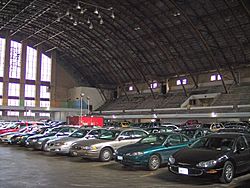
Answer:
[{"xmin": 115, "ymin": 132, "xmax": 191, "ymax": 170}]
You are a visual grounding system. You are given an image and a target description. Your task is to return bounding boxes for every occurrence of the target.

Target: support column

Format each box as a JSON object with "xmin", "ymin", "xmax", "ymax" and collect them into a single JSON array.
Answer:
[
  {"xmin": 2, "ymin": 35, "xmax": 11, "ymax": 116},
  {"xmin": 166, "ymin": 79, "xmax": 170, "ymax": 93},
  {"xmin": 35, "ymin": 47, "xmax": 42, "ymax": 118},
  {"xmin": 50, "ymin": 51, "xmax": 57, "ymax": 108},
  {"xmin": 19, "ymin": 41, "xmax": 27, "ymax": 117}
]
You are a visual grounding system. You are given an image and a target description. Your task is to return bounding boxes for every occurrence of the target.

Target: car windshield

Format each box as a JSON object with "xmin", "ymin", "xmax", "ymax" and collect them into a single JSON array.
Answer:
[
  {"xmin": 139, "ymin": 134, "xmax": 167, "ymax": 145},
  {"xmin": 181, "ymin": 130, "xmax": 197, "ymax": 138},
  {"xmin": 70, "ymin": 129, "xmax": 89, "ymax": 138},
  {"xmin": 98, "ymin": 130, "xmax": 121, "ymax": 140},
  {"xmin": 191, "ymin": 136, "xmax": 235, "ymax": 151}
]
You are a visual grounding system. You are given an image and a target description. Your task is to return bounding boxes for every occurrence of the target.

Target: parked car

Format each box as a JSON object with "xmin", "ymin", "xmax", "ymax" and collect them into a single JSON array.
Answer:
[
  {"xmin": 160, "ymin": 124, "xmax": 181, "ymax": 132},
  {"xmin": 70, "ymin": 129, "xmax": 148, "ymax": 162},
  {"xmin": 145, "ymin": 127, "xmax": 175, "ymax": 134},
  {"xmin": 115, "ymin": 132, "xmax": 191, "ymax": 170},
  {"xmin": 31, "ymin": 126, "xmax": 79, "ymax": 150},
  {"xmin": 201, "ymin": 123, "xmax": 224, "ymax": 132},
  {"xmin": 0, "ymin": 122, "xmax": 27, "ymax": 135},
  {"xmin": 218, "ymin": 128, "xmax": 250, "ymax": 134},
  {"xmin": 180, "ymin": 128, "xmax": 212, "ymax": 140},
  {"xmin": 168, "ymin": 133, "xmax": 250, "ymax": 183},
  {"xmin": 25, "ymin": 126, "xmax": 63, "ymax": 148},
  {"xmin": 45, "ymin": 128, "xmax": 107, "ymax": 154},
  {"xmin": 11, "ymin": 126, "xmax": 49, "ymax": 145}
]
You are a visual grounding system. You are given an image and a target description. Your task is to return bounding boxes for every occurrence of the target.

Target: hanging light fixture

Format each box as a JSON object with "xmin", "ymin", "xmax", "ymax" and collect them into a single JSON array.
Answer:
[
  {"xmin": 80, "ymin": 8, "xmax": 87, "ymax": 14},
  {"xmin": 76, "ymin": 2, "xmax": 81, "ymax": 9},
  {"xmin": 94, "ymin": 7, "xmax": 99, "ymax": 14},
  {"xmin": 66, "ymin": 9, "xmax": 70, "ymax": 16},
  {"xmin": 87, "ymin": 17, "xmax": 90, "ymax": 24},
  {"xmin": 100, "ymin": 18, "xmax": 104, "ymax": 25},
  {"xmin": 67, "ymin": 2, "xmax": 115, "ymax": 30},
  {"xmin": 89, "ymin": 22, "xmax": 93, "ymax": 29},
  {"xmin": 111, "ymin": 11, "xmax": 115, "ymax": 19}
]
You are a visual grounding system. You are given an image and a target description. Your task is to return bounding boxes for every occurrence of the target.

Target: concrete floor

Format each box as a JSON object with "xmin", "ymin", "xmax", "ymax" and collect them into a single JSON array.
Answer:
[{"xmin": 0, "ymin": 144, "xmax": 249, "ymax": 188}]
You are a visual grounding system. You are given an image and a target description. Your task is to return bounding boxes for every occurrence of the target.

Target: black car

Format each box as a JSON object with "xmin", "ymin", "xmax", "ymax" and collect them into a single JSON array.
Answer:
[{"xmin": 168, "ymin": 133, "xmax": 250, "ymax": 183}]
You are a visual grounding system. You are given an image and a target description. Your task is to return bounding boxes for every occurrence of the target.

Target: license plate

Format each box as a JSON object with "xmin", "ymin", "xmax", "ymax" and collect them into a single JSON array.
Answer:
[
  {"xmin": 72, "ymin": 151, "xmax": 78, "ymax": 156},
  {"xmin": 178, "ymin": 167, "xmax": 188, "ymax": 175},
  {"xmin": 117, "ymin": 156, "xmax": 123, "ymax": 160}
]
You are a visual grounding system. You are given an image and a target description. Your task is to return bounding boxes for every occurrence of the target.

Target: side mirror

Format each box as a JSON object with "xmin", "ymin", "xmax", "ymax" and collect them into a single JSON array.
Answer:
[
  {"xmin": 118, "ymin": 137, "xmax": 124, "ymax": 141},
  {"xmin": 164, "ymin": 143, "xmax": 170, "ymax": 147},
  {"xmin": 239, "ymin": 147, "xmax": 245, "ymax": 152}
]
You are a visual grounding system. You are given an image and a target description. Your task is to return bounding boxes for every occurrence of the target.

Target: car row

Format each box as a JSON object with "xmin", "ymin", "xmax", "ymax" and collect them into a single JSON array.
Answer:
[{"xmin": 1, "ymin": 122, "xmax": 250, "ymax": 184}]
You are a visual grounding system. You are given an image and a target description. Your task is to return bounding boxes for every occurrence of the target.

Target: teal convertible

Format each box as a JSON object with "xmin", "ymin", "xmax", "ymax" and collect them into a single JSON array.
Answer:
[{"xmin": 115, "ymin": 132, "xmax": 191, "ymax": 170}]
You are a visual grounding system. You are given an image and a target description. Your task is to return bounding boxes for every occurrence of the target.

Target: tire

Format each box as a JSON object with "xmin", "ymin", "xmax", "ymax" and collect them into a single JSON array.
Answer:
[
  {"xmin": 99, "ymin": 148, "xmax": 112, "ymax": 162},
  {"xmin": 148, "ymin": 154, "xmax": 161, "ymax": 171},
  {"xmin": 219, "ymin": 161, "xmax": 234, "ymax": 183},
  {"xmin": 41, "ymin": 140, "xmax": 49, "ymax": 151}
]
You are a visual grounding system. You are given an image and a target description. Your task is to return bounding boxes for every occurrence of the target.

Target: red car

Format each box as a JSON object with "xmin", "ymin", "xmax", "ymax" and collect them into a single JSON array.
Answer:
[{"xmin": 0, "ymin": 123, "xmax": 27, "ymax": 135}]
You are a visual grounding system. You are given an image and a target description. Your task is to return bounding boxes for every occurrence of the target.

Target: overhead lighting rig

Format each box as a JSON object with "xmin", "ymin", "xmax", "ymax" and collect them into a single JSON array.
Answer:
[{"xmin": 65, "ymin": 1, "xmax": 115, "ymax": 29}]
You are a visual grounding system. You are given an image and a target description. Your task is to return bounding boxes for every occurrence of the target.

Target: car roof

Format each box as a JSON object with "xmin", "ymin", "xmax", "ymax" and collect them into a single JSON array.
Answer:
[
  {"xmin": 151, "ymin": 132, "xmax": 181, "ymax": 136},
  {"xmin": 206, "ymin": 132, "xmax": 246, "ymax": 138}
]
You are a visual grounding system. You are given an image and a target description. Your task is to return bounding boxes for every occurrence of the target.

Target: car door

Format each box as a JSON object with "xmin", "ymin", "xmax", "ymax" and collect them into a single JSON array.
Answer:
[
  {"xmin": 234, "ymin": 136, "xmax": 250, "ymax": 173},
  {"xmin": 87, "ymin": 130, "xmax": 100, "ymax": 139},
  {"xmin": 161, "ymin": 134, "xmax": 183, "ymax": 163},
  {"xmin": 132, "ymin": 130, "xmax": 148, "ymax": 143},
  {"xmin": 114, "ymin": 130, "xmax": 134, "ymax": 150}
]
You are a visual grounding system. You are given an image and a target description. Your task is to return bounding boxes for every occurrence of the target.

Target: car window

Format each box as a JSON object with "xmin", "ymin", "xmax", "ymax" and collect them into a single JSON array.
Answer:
[
  {"xmin": 139, "ymin": 134, "xmax": 167, "ymax": 145},
  {"xmin": 236, "ymin": 137, "xmax": 248, "ymax": 150},
  {"xmin": 182, "ymin": 135, "xmax": 189, "ymax": 143},
  {"xmin": 119, "ymin": 131, "xmax": 133, "ymax": 140},
  {"xmin": 167, "ymin": 135, "xmax": 182, "ymax": 146},
  {"xmin": 193, "ymin": 130, "xmax": 203, "ymax": 139},
  {"xmin": 60, "ymin": 128, "xmax": 69, "ymax": 133},
  {"xmin": 132, "ymin": 130, "xmax": 147, "ymax": 138},
  {"xmin": 88, "ymin": 130, "xmax": 100, "ymax": 137},
  {"xmin": 70, "ymin": 129, "xmax": 89, "ymax": 138},
  {"xmin": 191, "ymin": 137, "xmax": 234, "ymax": 151},
  {"xmin": 69, "ymin": 127, "xmax": 78, "ymax": 133}
]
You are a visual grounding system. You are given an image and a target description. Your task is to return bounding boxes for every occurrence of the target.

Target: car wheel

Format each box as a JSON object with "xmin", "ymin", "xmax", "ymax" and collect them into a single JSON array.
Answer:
[
  {"xmin": 148, "ymin": 154, "xmax": 161, "ymax": 171},
  {"xmin": 41, "ymin": 140, "xmax": 48, "ymax": 151},
  {"xmin": 219, "ymin": 161, "xmax": 234, "ymax": 183},
  {"xmin": 99, "ymin": 148, "xmax": 112, "ymax": 162}
]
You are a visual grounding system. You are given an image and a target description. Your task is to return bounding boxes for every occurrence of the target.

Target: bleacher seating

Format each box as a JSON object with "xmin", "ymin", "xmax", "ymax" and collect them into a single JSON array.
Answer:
[{"xmin": 98, "ymin": 83, "xmax": 250, "ymax": 112}]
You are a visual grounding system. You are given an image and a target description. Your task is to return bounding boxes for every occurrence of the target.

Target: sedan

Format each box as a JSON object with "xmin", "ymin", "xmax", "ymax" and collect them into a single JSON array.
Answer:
[
  {"xmin": 115, "ymin": 132, "xmax": 191, "ymax": 170},
  {"xmin": 70, "ymin": 129, "xmax": 148, "ymax": 162},
  {"xmin": 168, "ymin": 133, "xmax": 250, "ymax": 183},
  {"xmin": 45, "ymin": 128, "xmax": 107, "ymax": 154}
]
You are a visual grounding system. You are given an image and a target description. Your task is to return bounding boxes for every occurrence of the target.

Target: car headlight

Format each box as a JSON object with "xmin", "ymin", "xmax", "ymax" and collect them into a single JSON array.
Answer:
[
  {"xmin": 168, "ymin": 155, "xmax": 175, "ymax": 164},
  {"xmin": 126, "ymin": 152, "xmax": 144, "ymax": 156},
  {"xmin": 196, "ymin": 160, "xmax": 217, "ymax": 168},
  {"xmin": 82, "ymin": 146, "xmax": 91, "ymax": 150},
  {"xmin": 55, "ymin": 142, "xmax": 64, "ymax": 146},
  {"xmin": 90, "ymin": 145, "xmax": 98, "ymax": 151}
]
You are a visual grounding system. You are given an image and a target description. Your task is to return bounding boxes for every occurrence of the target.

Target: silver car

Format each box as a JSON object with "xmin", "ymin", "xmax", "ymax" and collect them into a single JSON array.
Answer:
[
  {"xmin": 45, "ymin": 128, "xmax": 107, "ymax": 154},
  {"xmin": 70, "ymin": 129, "xmax": 149, "ymax": 162}
]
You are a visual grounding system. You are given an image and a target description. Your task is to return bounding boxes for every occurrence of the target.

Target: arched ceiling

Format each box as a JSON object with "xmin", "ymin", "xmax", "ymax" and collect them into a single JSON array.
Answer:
[{"xmin": 0, "ymin": 0, "xmax": 249, "ymax": 89}]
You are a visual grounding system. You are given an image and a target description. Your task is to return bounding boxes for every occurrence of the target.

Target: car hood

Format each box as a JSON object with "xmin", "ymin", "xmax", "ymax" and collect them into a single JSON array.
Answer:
[
  {"xmin": 173, "ymin": 148, "xmax": 228, "ymax": 165},
  {"xmin": 73, "ymin": 138, "xmax": 109, "ymax": 146},
  {"xmin": 29, "ymin": 133, "xmax": 56, "ymax": 140},
  {"xmin": 118, "ymin": 143, "xmax": 162, "ymax": 154}
]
